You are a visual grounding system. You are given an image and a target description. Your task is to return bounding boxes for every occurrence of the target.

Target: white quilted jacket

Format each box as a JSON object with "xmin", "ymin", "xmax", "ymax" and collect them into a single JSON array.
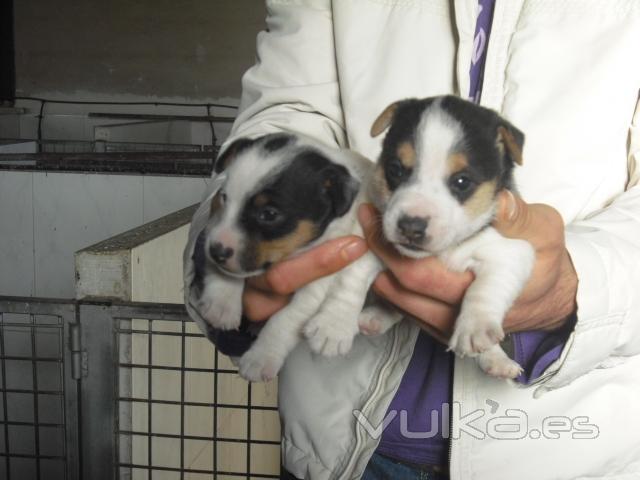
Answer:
[{"xmin": 184, "ymin": 1, "xmax": 640, "ymax": 478}]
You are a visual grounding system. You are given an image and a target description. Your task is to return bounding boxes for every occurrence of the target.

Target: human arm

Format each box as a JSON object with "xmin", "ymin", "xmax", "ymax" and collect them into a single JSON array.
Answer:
[{"xmin": 221, "ymin": 0, "xmax": 346, "ymax": 151}]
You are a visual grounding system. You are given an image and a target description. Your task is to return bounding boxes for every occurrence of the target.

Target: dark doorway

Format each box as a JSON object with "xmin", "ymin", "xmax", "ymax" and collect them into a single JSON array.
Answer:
[{"xmin": 1, "ymin": 0, "xmax": 16, "ymax": 101}]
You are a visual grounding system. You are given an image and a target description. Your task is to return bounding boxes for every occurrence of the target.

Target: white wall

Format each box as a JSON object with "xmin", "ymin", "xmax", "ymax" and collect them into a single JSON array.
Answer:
[{"xmin": 0, "ymin": 170, "xmax": 211, "ymax": 298}]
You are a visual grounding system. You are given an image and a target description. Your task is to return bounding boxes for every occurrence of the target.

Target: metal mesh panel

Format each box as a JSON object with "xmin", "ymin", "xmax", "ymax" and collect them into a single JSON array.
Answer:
[
  {"xmin": 0, "ymin": 299, "xmax": 280, "ymax": 480},
  {"xmin": 113, "ymin": 311, "xmax": 281, "ymax": 480},
  {"xmin": 0, "ymin": 301, "xmax": 79, "ymax": 480}
]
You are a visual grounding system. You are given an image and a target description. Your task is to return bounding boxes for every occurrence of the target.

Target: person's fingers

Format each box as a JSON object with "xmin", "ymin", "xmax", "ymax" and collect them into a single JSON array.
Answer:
[
  {"xmin": 247, "ymin": 235, "xmax": 368, "ymax": 295},
  {"xmin": 241, "ymin": 286, "xmax": 290, "ymax": 322},
  {"xmin": 372, "ymin": 271, "xmax": 457, "ymax": 338},
  {"xmin": 359, "ymin": 204, "xmax": 473, "ymax": 305},
  {"xmin": 494, "ymin": 190, "xmax": 565, "ymax": 250}
]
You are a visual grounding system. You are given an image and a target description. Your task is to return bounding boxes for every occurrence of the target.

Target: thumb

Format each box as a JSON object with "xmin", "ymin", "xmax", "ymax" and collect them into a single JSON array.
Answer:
[
  {"xmin": 494, "ymin": 190, "xmax": 534, "ymax": 239},
  {"xmin": 494, "ymin": 190, "xmax": 565, "ymax": 248}
]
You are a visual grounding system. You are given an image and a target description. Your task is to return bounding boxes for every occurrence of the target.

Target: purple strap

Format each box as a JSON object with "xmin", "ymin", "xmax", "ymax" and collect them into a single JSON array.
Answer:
[{"xmin": 469, "ymin": 0, "xmax": 497, "ymax": 103}]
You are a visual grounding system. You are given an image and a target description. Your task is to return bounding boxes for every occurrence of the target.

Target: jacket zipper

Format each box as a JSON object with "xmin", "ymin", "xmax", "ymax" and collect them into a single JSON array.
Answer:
[{"xmin": 338, "ymin": 327, "xmax": 402, "ymax": 479}]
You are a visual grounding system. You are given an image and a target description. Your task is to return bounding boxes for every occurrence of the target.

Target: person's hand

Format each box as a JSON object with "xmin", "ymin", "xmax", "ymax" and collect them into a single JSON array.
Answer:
[
  {"xmin": 358, "ymin": 193, "xmax": 578, "ymax": 344},
  {"xmin": 242, "ymin": 236, "xmax": 368, "ymax": 322}
]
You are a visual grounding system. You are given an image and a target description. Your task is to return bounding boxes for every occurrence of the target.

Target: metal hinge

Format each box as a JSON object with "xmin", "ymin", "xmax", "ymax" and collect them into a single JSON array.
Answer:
[{"xmin": 69, "ymin": 323, "xmax": 88, "ymax": 380}]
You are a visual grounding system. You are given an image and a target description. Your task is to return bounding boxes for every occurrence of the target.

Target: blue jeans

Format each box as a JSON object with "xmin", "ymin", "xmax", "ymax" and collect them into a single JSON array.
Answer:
[{"xmin": 361, "ymin": 453, "xmax": 449, "ymax": 480}]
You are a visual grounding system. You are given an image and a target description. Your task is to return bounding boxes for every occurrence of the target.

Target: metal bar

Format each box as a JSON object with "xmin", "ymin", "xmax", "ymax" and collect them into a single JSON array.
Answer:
[
  {"xmin": 62, "ymin": 305, "xmax": 81, "ymax": 480},
  {"xmin": 147, "ymin": 320, "xmax": 153, "ymax": 480},
  {"xmin": 117, "ymin": 397, "xmax": 277, "ymax": 411},
  {"xmin": 117, "ymin": 462, "xmax": 277, "ymax": 477},
  {"xmin": 0, "ymin": 312, "xmax": 12, "ymax": 479},
  {"xmin": 114, "ymin": 430, "xmax": 279, "ymax": 444},
  {"xmin": 180, "ymin": 318, "xmax": 186, "ymax": 480},
  {"xmin": 118, "ymin": 362, "xmax": 236, "ymax": 374},
  {"xmin": 0, "ymin": 420, "xmax": 65, "ymax": 428},
  {"xmin": 0, "ymin": 388, "xmax": 63, "ymax": 395},
  {"xmin": 0, "ymin": 297, "xmax": 76, "ymax": 316},
  {"xmin": 0, "ymin": 151, "xmax": 215, "ymax": 162},
  {"xmin": 0, "ymin": 355, "xmax": 63, "ymax": 362},
  {"xmin": 78, "ymin": 304, "xmax": 115, "ymax": 480},
  {"xmin": 0, "ymin": 452, "xmax": 66, "ymax": 460},
  {"xmin": 115, "ymin": 329, "xmax": 204, "ymax": 338},
  {"xmin": 88, "ymin": 112, "xmax": 235, "ymax": 123},
  {"xmin": 7, "ymin": 95, "xmax": 238, "ymax": 109},
  {"xmin": 213, "ymin": 346, "xmax": 219, "ymax": 479},
  {"xmin": 30, "ymin": 315, "xmax": 42, "ymax": 480},
  {"xmin": 247, "ymin": 371, "xmax": 252, "ymax": 478}
]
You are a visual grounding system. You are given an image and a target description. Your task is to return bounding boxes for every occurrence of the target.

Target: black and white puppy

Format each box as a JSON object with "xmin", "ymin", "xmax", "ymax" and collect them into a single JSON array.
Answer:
[
  {"xmin": 197, "ymin": 133, "xmax": 373, "ymax": 381},
  {"xmin": 325, "ymin": 95, "xmax": 535, "ymax": 379}
]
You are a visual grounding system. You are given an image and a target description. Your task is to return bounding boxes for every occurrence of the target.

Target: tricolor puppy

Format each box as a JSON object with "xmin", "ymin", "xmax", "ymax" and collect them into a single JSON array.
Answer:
[
  {"xmin": 365, "ymin": 95, "xmax": 535, "ymax": 378},
  {"xmin": 196, "ymin": 133, "xmax": 373, "ymax": 381}
]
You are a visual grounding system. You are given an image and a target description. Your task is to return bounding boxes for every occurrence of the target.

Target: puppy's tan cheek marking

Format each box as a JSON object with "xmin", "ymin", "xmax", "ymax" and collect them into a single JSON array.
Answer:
[
  {"xmin": 446, "ymin": 152, "xmax": 469, "ymax": 176},
  {"xmin": 253, "ymin": 193, "xmax": 270, "ymax": 207},
  {"xmin": 368, "ymin": 165, "xmax": 391, "ymax": 208},
  {"xmin": 254, "ymin": 220, "xmax": 317, "ymax": 267},
  {"xmin": 397, "ymin": 142, "xmax": 416, "ymax": 169},
  {"xmin": 210, "ymin": 192, "xmax": 222, "ymax": 217},
  {"xmin": 463, "ymin": 180, "xmax": 498, "ymax": 219}
]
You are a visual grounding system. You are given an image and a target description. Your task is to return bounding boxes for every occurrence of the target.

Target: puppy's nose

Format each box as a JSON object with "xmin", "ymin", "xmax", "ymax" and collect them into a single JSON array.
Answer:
[
  {"xmin": 397, "ymin": 215, "xmax": 429, "ymax": 241},
  {"xmin": 209, "ymin": 242, "xmax": 234, "ymax": 264}
]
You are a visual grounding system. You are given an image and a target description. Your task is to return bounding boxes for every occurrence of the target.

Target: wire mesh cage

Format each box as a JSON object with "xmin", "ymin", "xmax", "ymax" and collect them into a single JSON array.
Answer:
[
  {"xmin": 0, "ymin": 300, "xmax": 79, "ymax": 480},
  {"xmin": 0, "ymin": 299, "xmax": 281, "ymax": 480},
  {"xmin": 114, "ymin": 315, "xmax": 281, "ymax": 480}
]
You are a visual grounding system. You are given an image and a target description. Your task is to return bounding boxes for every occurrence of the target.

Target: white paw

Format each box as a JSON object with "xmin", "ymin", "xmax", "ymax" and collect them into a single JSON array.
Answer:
[
  {"xmin": 448, "ymin": 313, "xmax": 504, "ymax": 357},
  {"xmin": 303, "ymin": 313, "xmax": 358, "ymax": 357},
  {"xmin": 237, "ymin": 345, "xmax": 284, "ymax": 383},
  {"xmin": 478, "ymin": 348, "xmax": 523, "ymax": 379},
  {"xmin": 197, "ymin": 275, "xmax": 243, "ymax": 330},
  {"xmin": 198, "ymin": 297, "xmax": 242, "ymax": 331},
  {"xmin": 358, "ymin": 306, "xmax": 400, "ymax": 336}
]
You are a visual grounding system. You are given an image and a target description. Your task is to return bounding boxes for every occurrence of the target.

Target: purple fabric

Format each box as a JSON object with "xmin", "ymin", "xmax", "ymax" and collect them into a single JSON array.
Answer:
[
  {"xmin": 376, "ymin": 0, "xmax": 569, "ymax": 467},
  {"xmin": 375, "ymin": 333, "xmax": 453, "ymax": 466},
  {"xmin": 468, "ymin": 0, "xmax": 496, "ymax": 103}
]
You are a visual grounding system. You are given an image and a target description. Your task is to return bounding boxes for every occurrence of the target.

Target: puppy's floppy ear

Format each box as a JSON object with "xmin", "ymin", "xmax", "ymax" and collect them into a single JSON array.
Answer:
[
  {"xmin": 214, "ymin": 137, "xmax": 255, "ymax": 174},
  {"xmin": 371, "ymin": 101, "xmax": 402, "ymax": 137},
  {"xmin": 321, "ymin": 164, "xmax": 360, "ymax": 217},
  {"xmin": 496, "ymin": 120, "xmax": 525, "ymax": 166}
]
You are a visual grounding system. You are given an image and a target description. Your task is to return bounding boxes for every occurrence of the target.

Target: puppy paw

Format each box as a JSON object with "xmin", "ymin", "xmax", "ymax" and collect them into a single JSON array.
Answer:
[
  {"xmin": 237, "ymin": 345, "xmax": 284, "ymax": 383},
  {"xmin": 197, "ymin": 275, "xmax": 244, "ymax": 330},
  {"xmin": 199, "ymin": 298, "xmax": 242, "ymax": 331},
  {"xmin": 448, "ymin": 313, "xmax": 504, "ymax": 357},
  {"xmin": 358, "ymin": 306, "xmax": 400, "ymax": 336},
  {"xmin": 478, "ymin": 348, "xmax": 523, "ymax": 379},
  {"xmin": 303, "ymin": 314, "xmax": 358, "ymax": 357}
]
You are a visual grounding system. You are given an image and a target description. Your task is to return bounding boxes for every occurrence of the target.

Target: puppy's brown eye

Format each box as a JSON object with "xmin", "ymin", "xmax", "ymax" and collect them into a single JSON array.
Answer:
[
  {"xmin": 257, "ymin": 206, "xmax": 283, "ymax": 225},
  {"xmin": 449, "ymin": 174, "xmax": 474, "ymax": 193}
]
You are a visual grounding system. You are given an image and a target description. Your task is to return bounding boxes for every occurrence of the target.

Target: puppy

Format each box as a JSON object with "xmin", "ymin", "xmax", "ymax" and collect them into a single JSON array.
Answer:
[
  {"xmin": 196, "ymin": 133, "xmax": 373, "ymax": 381},
  {"xmin": 308, "ymin": 95, "xmax": 534, "ymax": 379}
]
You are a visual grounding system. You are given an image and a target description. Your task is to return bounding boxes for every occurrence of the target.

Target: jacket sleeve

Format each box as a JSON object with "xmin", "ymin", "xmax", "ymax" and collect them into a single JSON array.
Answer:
[
  {"xmin": 538, "ymin": 95, "xmax": 640, "ymax": 391},
  {"xmin": 222, "ymin": 0, "xmax": 347, "ymax": 151}
]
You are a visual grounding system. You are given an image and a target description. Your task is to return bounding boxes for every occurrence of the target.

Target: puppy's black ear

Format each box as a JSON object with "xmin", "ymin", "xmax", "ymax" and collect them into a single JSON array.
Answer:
[
  {"xmin": 321, "ymin": 164, "xmax": 360, "ymax": 217},
  {"xmin": 496, "ymin": 120, "xmax": 525, "ymax": 166},
  {"xmin": 214, "ymin": 137, "xmax": 255, "ymax": 174}
]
